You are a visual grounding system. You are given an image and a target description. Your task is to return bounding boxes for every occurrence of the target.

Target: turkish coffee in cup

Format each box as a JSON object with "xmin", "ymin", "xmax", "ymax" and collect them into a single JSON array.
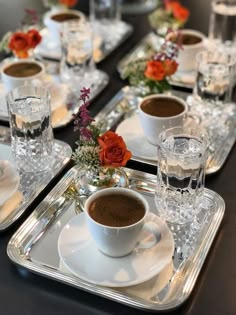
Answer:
[
  {"xmin": 1, "ymin": 60, "xmax": 45, "ymax": 92},
  {"xmin": 84, "ymin": 187, "xmax": 161, "ymax": 257},
  {"xmin": 138, "ymin": 94, "xmax": 187, "ymax": 145}
]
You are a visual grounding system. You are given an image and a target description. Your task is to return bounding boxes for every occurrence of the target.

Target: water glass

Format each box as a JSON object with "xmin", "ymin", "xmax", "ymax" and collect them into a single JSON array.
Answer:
[
  {"xmin": 208, "ymin": 0, "xmax": 236, "ymax": 46},
  {"xmin": 90, "ymin": 0, "xmax": 121, "ymax": 23},
  {"xmin": 155, "ymin": 127, "xmax": 208, "ymax": 225},
  {"xmin": 60, "ymin": 20, "xmax": 95, "ymax": 91},
  {"xmin": 6, "ymin": 86, "xmax": 54, "ymax": 173},
  {"xmin": 89, "ymin": 0, "xmax": 121, "ymax": 47},
  {"xmin": 193, "ymin": 50, "xmax": 235, "ymax": 104}
]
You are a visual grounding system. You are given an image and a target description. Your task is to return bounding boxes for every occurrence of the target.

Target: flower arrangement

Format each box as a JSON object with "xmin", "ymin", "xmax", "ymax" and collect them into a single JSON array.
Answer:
[
  {"xmin": 149, "ymin": 0, "xmax": 190, "ymax": 35},
  {"xmin": 43, "ymin": 0, "xmax": 78, "ymax": 9},
  {"xmin": 72, "ymin": 88, "xmax": 132, "ymax": 173},
  {"xmin": 0, "ymin": 9, "xmax": 42, "ymax": 58},
  {"xmin": 122, "ymin": 37, "xmax": 179, "ymax": 94}
]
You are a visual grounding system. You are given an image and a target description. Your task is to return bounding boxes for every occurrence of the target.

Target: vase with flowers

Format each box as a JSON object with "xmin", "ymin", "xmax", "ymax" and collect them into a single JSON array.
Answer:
[
  {"xmin": 0, "ymin": 9, "xmax": 42, "ymax": 60},
  {"xmin": 149, "ymin": 0, "xmax": 190, "ymax": 36},
  {"xmin": 72, "ymin": 87, "xmax": 132, "ymax": 197},
  {"xmin": 121, "ymin": 35, "xmax": 179, "ymax": 96}
]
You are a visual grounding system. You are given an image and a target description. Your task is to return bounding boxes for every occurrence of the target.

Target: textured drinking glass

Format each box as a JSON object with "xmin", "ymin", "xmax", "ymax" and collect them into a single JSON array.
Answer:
[
  {"xmin": 90, "ymin": 0, "xmax": 121, "ymax": 23},
  {"xmin": 208, "ymin": 0, "xmax": 236, "ymax": 46},
  {"xmin": 90, "ymin": 0, "xmax": 122, "ymax": 48},
  {"xmin": 6, "ymin": 86, "xmax": 54, "ymax": 173},
  {"xmin": 60, "ymin": 20, "xmax": 95, "ymax": 90},
  {"xmin": 155, "ymin": 127, "xmax": 208, "ymax": 225},
  {"xmin": 193, "ymin": 50, "xmax": 235, "ymax": 104}
]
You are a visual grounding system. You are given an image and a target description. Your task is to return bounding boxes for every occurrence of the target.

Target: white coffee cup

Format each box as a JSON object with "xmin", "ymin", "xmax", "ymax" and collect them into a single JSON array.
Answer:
[
  {"xmin": 138, "ymin": 94, "xmax": 187, "ymax": 146},
  {"xmin": 84, "ymin": 187, "xmax": 161, "ymax": 257},
  {"xmin": 168, "ymin": 29, "xmax": 206, "ymax": 72},
  {"xmin": 1, "ymin": 60, "xmax": 45, "ymax": 92},
  {"xmin": 44, "ymin": 9, "xmax": 86, "ymax": 44}
]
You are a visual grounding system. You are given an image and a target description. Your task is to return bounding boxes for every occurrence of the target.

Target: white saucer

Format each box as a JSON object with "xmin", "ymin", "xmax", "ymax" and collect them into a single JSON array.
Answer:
[
  {"xmin": 35, "ymin": 28, "xmax": 62, "ymax": 60},
  {"xmin": 116, "ymin": 114, "xmax": 157, "ymax": 161},
  {"xmin": 58, "ymin": 212, "xmax": 174, "ymax": 288},
  {"xmin": 169, "ymin": 69, "xmax": 196, "ymax": 89},
  {"xmin": 0, "ymin": 160, "xmax": 20, "ymax": 206}
]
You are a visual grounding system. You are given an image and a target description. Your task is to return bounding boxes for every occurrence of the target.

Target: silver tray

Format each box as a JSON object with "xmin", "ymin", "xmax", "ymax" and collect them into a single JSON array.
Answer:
[
  {"xmin": 7, "ymin": 166, "xmax": 225, "ymax": 311},
  {"xmin": 117, "ymin": 32, "xmax": 195, "ymax": 90},
  {"xmin": 0, "ymin": 126, "xmax": 72, "ymax": 231},
  {"xmin": 95, "ymin": 86, "xmax": 236, "ymax": 175},
  {"xmin": 35, "ymin": 22, "xmax": 133, "ymax": 63},
  {"xmin": 0, "ymin": 69, "xmax": 109, "ymax": 129}
]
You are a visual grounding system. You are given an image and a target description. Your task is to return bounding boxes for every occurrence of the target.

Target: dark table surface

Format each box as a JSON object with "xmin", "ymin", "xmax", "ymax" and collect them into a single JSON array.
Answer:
[{"xmin": 1, "ymin": 1, "xmax": 236, "ymax": 314}]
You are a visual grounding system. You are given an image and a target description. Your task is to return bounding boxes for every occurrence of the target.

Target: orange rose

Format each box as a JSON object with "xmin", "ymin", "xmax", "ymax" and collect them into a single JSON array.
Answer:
[
  {"xmin": 172, "ymin": 4, "xmax": 190, "ymax": 23},
  {"xmin": 98, "ymin": 131, "xmax": 132, "ymax": 167},
  {"xmin": 164, "ymin": 0, "xmax": 189, "ymax": 23},
  {"xmin": 163, "ymin": 59, "xmax": 178, "ymax": 76},
  {"xmin": 27, "ymin": 29, "xmax": 42, "ymax": 48},
  {"xmin": 59, "ymin": 0, "xmax": 78, "ymax": 7},
  {"xmin": 8, "ymin": 32, "xmax": 30, "ymax": 53},
  {"xmin": 164, "ymin": 0, "xmax": 179, "ymax": 11},
  {"xmin": 144, "ymin": 60, "xmax": 166, "ymax": 81}
]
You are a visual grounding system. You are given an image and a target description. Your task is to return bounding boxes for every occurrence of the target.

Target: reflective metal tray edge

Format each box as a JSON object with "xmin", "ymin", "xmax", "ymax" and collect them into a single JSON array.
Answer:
[{"xmin": 7, "ymin": 166, "xmax": 225, "ymax": 311}]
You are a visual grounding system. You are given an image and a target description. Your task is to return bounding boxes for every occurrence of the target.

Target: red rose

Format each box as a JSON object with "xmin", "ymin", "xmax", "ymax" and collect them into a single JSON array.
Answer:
[
  {"xmin": 98, "ymin": 131, "xmax": 132, "ymax": 168},
  {"xmin": 163, "ymin": 59, "xmax": 178, "ymax": 76},
  {"xmin": 59, "ymin": 0, "xmax": 78, "ymax": 7},
  {"xmin": 27, "ymin": 29, "xmax": 42, "ymax": 48},
  {"xmin": 144, "ymin": 60, "xmax": 166, "ymax": 81},
  {"xmin": 172, "ymin": 4, "xmax": 190, "ymax": 23},
  {"xmin": 8, "ymin": 32, "xmax": 30, "ymax": 53}
]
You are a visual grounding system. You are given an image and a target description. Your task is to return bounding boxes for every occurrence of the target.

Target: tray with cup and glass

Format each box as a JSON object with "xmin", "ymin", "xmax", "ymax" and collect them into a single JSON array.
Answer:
[
  {"xmin": 7, "ymin": 87, "xmax": 225, "ymax": 311},
  {"xmin": 0, "ymin": 84, "xmax": 72, "ymax": 231},
  {"xmin": 0, "ymin": 22, "xmax": 109, "ymax": 129},
  {"xmin": 7, "ymin": 165, "xmax": 225, "ymax": 311},
  {"xmin": 36, "ymin": 1, "xmax": 133, "ymax": 63},
  {"xmin": 100, "ymin": 29, "xmax": 236, "ymax": 175},
  {"xmin": 95, "ymin": 84, "xmax": 236, "ymax": 175}
]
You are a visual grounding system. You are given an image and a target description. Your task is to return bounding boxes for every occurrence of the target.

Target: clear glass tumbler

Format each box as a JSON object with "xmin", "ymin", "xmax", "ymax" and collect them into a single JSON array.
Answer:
[
  {"xmin": 155, "ymin": 126, "xmax": 208, "ymax": 225},
  {"xmin": 193, "ymin": 50, "xmax": 235, "ymax": 104},
  {"xmin": 89, "ymin": 0, "xmax": 121, "ymax": 48},
  {"xmin": 90, "ymin": 0, "xmax": 121, "ymax": 22},
  {"xmin": 60, "ymin": 20, "xmax": 95, "ymax": 91},
  {"xmin": 208, "ymin": 0, "xmax": 236, "ymax": 46},
  {"xmin": 6, "ymin": 86, "xmax": 54, "ymax": 173}
]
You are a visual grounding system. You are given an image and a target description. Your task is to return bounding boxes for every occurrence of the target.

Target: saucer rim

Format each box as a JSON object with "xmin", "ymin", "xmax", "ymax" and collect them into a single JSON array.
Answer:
[{"xmin": 116, "ymin": 114, "xmax": 157, "ymax": 161}]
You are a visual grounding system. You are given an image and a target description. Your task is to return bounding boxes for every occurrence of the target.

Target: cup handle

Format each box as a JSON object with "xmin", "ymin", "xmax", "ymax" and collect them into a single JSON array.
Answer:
[{"xmin": 137, "ymin": 221, "xmax": 162, "ymax": 250}]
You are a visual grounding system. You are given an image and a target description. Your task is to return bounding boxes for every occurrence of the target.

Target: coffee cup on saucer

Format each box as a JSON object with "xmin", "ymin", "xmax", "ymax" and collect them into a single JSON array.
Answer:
[
  {"xmin": 138, "ymin": 94, "xmax": 187, "ymax": 146},
  {"xmin": 44, "ymin": 9, "xmax": 86, "ymax": 45},
  {"xmin": 84, "ymin": 187, "xmax": 161, "ymax": 257},
  {"xmin": 167, "ymin": 29, "xmax": 206, "ymax": 72},
  {"xmin": 1, "ymin": 60, "xmax": 45, "ymax": 92}
]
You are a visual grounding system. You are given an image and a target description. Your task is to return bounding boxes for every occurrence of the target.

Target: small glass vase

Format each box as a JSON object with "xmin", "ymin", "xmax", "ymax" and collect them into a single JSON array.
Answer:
[{"xmin": 74, "ymin": 166, "xmax": 129, "ymax": 197}]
